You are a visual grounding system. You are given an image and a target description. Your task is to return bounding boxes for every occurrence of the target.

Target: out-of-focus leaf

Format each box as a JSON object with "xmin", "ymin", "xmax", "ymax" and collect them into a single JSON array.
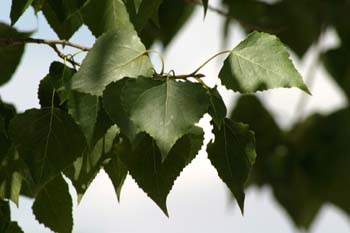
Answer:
[
  {"xmin": 0, "ymin": 23, "xmax": 31, "ymax": 86},
  {"xmin": 10, "ymin": 0, "xmax": 34, "ymax": 25},
  {"xmin": 207, "ymin": 118, "xmax": 256, "ymax": 213}
]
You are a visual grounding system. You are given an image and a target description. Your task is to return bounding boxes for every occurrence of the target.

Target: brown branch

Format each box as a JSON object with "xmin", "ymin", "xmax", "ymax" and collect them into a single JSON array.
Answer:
[
  {"xmin": 154, "ymin": 72, "xmax": 205, "ymax": 80},
  {"xmin": 0, "ymin": 38, "xmax": 90, "ymax": 67},
  {"xmin": 0, "ymin": 38, "xmax": 90, "ymax": 51}
]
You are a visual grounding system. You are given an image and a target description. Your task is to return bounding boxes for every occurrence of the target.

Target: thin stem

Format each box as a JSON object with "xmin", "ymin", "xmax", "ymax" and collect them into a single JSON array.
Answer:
[
  {"xmin": 0, "ymin": 38, "xmax": 90, "ymax": 51},
  {"xmin": 49, "ymin": 44, "xmax": 81, "ymax": 67},
  {"xmin": 190, "ymin": 50, "xmax": 231, "ymax": 75},
  {"xmin": 144, "ymin": 49, "xmax": 165, "ymax": 75}
]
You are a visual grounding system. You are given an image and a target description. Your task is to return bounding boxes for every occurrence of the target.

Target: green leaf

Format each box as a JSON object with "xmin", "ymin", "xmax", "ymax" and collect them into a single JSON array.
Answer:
[
  {"xmin": 219, "ymin": 31, "xmax": 310, "ymax": 94},
  {"xmin": 202, "ymin": 0, "xmax": 208, "ymax": 17},
  {"xmin": 64, "ymin": 125, "xmax": 118, "ymax": 201},
  {"xmin": 0, "ymin": 23, "xmax": 31, "ymax": 86},
  {"xmin": 116, "ymin": 127, "xmax": 204, "ymax": 215},
  {"xmin": 9, "ymin": 108, "xmax": 86, "ymax": 193},
  {"xmin": 207, "ymin": 118, "xmax": 256, "ymax": 213},
  {"xmin": 128, "ymin": 0, "xmax": 163, "ymax": 32},
  {"xmin": 82, "ymin": 0, "xmax": 132, "ymax": 37},
  {"xmin": 0, "ymin": 146, "xmax": 23, "ymax": 205},
  {"xmin": 208, "ymin": 87, "xmax": 227, "ymax": 129},
  {"xmin": 40, "ymin": 0, "xmax": 84, "ymax": 39},
  {"xmin": 139, "ymin": 0, "xmax": 195, "ymax": 48},
  {"xmin": 32, "ymin": 174, "xmax": 73, "ymax": 233},
  {"xmin": 322, "ymin": 46, "xmax": 350, "ymax": 101},
  {"xmin": 10, "ymin": 0, "xmax": 34, "ymax": 25},
  {"xmin": 67, "ymin": 92, "xmax": 99, "ymax": 145},
  {"xmin": 70, "ymin": 28, "xmax": 153, "ymax": 96},
  {"xmin": 104, "ymin": 138, "xmax": 128, "ymax": 202},
  {"xmin": 230, "ymin": 95, "xmax": 283, "ymax": 186},
  {"xmin": 0, "ymin": 201, "xmax": 24, "ymax": 233},
  {"xmin": 121, "ymin": 77, "xmax": 209, "ymax": 160},
  {"xmin": 103, "ymin": 78, "xmax": 140, "ymax": 142},
  {"xmin": 38, "ymin": 62, "xmax": 76, "ymax": 108}
]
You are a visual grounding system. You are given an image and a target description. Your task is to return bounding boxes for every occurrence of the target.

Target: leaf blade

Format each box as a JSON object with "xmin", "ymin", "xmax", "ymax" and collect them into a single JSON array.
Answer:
[{"xmin": 219, "ymin": 31, "xmax": 310, "ymax": 94}]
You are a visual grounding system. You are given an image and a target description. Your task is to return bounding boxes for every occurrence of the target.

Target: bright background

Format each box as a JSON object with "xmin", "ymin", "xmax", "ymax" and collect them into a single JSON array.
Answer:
[{"xmin": 1, "ymin": 1, "xmax": 349, "ymax": 232}]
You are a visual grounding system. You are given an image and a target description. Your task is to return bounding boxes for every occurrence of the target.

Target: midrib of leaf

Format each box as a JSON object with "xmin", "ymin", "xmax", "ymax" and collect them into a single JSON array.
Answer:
[
  {"xmin": 232, "ymin": 50, "xmax": 284, "ymax": 80},
  {"xmin": 164, "ymin": 80, "xmax": 170, "ymax": 135},
  {"xmin": 151, "ymin": 141, "xmax": 161, "ymax": 199},
  {"xmin": 223, "ymin": 124, "xmax": 234, "ymax": 180},
  {"xmin": 108, "ymin": 51, "xmax": 146, "ymax": 76},
  {"xmin": 40, "ymin": 91, "xmax": 56, "ymax": 180}
]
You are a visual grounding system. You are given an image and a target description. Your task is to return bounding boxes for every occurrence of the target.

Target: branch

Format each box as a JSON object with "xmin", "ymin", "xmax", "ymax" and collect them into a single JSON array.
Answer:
[
  {"xmin": 0, "ymin": 38, "xmax": 90, "ymax": 51},
  {"xmin": 0, "ymin": 38, "xmax": 91, "ymax": 67}
]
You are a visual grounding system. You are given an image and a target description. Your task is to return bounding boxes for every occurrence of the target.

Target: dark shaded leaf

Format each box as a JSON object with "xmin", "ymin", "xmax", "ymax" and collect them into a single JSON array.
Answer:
[
  {"xmin": 121, "ymin": 77, "xmax": 209, "ymax": 160},
  {"xmin": 104, "ymin": 137, "xmax": 128, "ymax": 202},
  {"xmin": 0, "ymin": 23, "xmax": 31, "ymax": 86},
  {"xmin": 32, "ymin": 174, "xmax": 73, "ymax": 233},
  {"xmin": 207, "ymin": 118, "xmax": 256, "ymax": 213},
  {"xmin": 10, "ymin": 0, "xmax": 34, "ymax": 25},
  {"xmin": 322, "ymin": 46, "xmax": 350, "ymax": 101},
  {"xmin": 38, "ymin": 61, "xmax": 75, "ymax": 108},
  {"xmin": 103, "ymin": 78, "xmax": 140, "ymax": 142},
  {"xmin": 64, "ymin": 126, "xmax": 118, "ymax": 201},
  {"xmin": 208, "ymin": 87, "xmax": 226, "ymax": 129},
  {"xmin": 230, "ymin": 95, "xmax": 283, "ymax": 186},
  {"xmin": 0, "ymin": 146, "xmax": 23, "ymax": 205},
  {"xmin": 40, "ymin": 0, "xmax": 85, "ymax": 39},
  {"xmin": 139, "ymin": 0, "xmax": 194, "ymax": 48},
  {"xmin": 9, "ymin": 108, "xmax": 86, "ymax": 194},
  {"xmin": 116, "ymin": 127, "xmax": 204, "ymax": 215},
  {"xmin": 82, "ymin": 0, "xmax": 131, "ymax": 37}
]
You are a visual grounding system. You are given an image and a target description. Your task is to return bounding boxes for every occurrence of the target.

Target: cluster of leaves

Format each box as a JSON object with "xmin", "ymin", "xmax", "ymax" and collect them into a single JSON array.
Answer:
[
  {"xmin": 0, "ymin": 0, "xmax": 348, "ymax": 232},
  {"xmin": 220, "ymin": 0, "xmax": 350, "ymax": 229}
]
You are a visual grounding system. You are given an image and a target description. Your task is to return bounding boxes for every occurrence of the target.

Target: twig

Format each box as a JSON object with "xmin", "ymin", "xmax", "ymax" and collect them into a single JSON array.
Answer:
[
  {"xmin": 0, "ymin": 38, "xmax": 90, "ymax": 51},
  {"xmin": 48, "ymin": 44, "xmax": 81, "ymax": 67},
  {"xmin": 0, "ymin": 37, "xmax": 90, "ymax": 67},
  {"xmin": 154, "ymin": 72, "xmax": 205, "ymax": 80}
]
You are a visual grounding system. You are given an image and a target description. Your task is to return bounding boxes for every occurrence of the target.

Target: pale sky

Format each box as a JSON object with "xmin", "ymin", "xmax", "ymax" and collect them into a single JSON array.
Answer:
[{"xmin": 0, "ymin": 1, "xmax": 349, "ymax": 233}]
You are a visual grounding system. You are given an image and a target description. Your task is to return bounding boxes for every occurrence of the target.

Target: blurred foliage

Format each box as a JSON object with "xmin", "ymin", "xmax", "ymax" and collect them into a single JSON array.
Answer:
[{"xmin": 0, "ymin": 0, "xmax": 349, "ymax": 231}]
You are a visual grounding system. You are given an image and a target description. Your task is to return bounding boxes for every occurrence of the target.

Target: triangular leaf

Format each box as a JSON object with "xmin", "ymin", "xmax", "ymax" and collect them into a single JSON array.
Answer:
[
  {"xmin": 32, "ymin": 174, "xmax": 73, "ymax": 233},
  {"xmin": 70, "ymin": 28, "xmax": 153, "ymax": 96},
  {"xmin": 103, "ymin": 78, "xmax": 140, "ymax": 142},
  {"xmin": 202, "ymin": 0, "xmax": 208, "ymax": 18},
  {"xmin": 104, "ymin": 137, "xmax": 128, "ymax": 202},
  {"xmin": 219, "ymin": 31, "xmax": 310, "ymax": 94},
  {"xmin": 0, "ymin": 23, "xmax": 31, "ymax": 86},
  {"xmin": 208, "ymin": 87, "xmax": 227, "ymax": 129},
  {"xmin": 121, "ymin": 77, "xmax": 209, "ymax": 160},
  {"xmin": 116, "ymin": 127, "xmax": 204, "ymax": 215},
  {"xmin": 38, "ymin": 61, "xmax": 76, "ymax": 108},
  {"xmin": 40, "ymin": 0, "xmax": 84, "ymax": 40},
  {"xmin": 10, "ymin": 0, "xmax": 34, "ymax": 25},
  {"xmin": 126, "ymin": 0, "xmax": 163, "ymax": 32},
  {"xmin": 207, "ymin": 118, "xmax": 256, "ymax": 214},
  {"xmin": 9, "ymin": 108, "xmax": 86, "ymax": 194},
  {"xmin": 64, "ymin": 125, "xmax": 118, "ymax": 201},
  {"xmin": 0, "ymin": 200, "xmax": 23, "ymax": 233},
  {"xmin": 82, "ymin": 0, "xmax": 132, "ymax": 37}
]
